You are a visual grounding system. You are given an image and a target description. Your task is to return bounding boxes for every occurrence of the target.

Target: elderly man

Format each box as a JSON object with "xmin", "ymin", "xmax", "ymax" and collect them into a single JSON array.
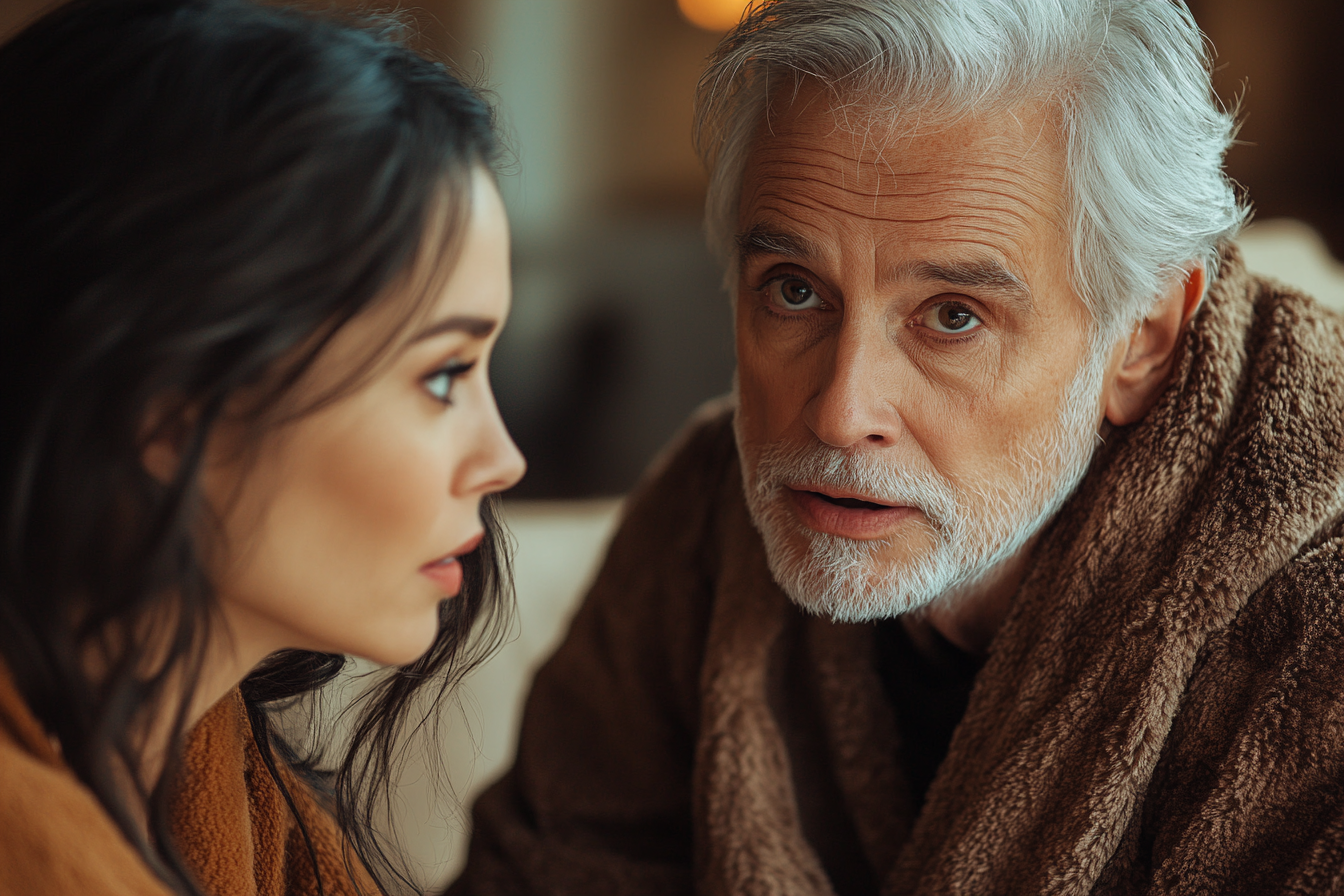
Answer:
[{"xmin": 455, "ymin": 1, "xmax": 1344, "ymax": 893}]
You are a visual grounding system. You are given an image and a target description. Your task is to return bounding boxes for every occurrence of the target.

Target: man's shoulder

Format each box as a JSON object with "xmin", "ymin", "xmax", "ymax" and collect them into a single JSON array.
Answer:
[
  {"xmin": 1230, "ymin": 255, "xmax": 1344, "ymax": 372},
  {"xmin": 635, "ymin": 394, "xmax": 739, "ymax": 498},
  {"xmin": 579, "ymin": 395, "xmax": 744, "ymax": 633},
  {"xmin": 1271, "ymin": 522, "xmax": 1344, "ymax": 623},
  {"xmin": 507, "ymin": 398, "xmax": 747, "ymax": 748},
  {"xmin": 611, "ymin": 395, "xmax": 742, "ymax": 552}
]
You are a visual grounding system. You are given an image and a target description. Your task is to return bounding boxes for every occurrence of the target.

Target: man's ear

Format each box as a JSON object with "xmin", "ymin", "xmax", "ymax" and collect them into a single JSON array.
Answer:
[{"xmin": 1103, "ymin": 264, "xmax": 1206, "ymax": 426}]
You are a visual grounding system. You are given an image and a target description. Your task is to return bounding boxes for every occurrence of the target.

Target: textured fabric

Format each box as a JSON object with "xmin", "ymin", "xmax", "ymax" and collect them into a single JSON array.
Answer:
[
  {"xmin": 0, "ymin": 670, "xmax": 377, "ymax": 896},
  {"xmin": 452, "ymin": 247, "xmax": 1344, "ymax": 895}
]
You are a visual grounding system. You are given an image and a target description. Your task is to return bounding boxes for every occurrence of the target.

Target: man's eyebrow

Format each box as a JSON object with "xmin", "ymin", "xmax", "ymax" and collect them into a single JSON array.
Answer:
[
  {"xmin": 410, "ymin": 315, "xmax": 497, "ymax": 342},
  {"xmin": 734, "ymin": 225, "xmax": 820, "ymax": 262},
  {"xmin": 894, "ymin": 259, "xmax": 1034, "ymax": 310}
]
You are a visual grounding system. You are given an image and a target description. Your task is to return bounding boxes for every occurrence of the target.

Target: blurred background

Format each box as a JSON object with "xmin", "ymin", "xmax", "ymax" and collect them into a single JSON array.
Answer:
[{"xmin": 4, "ymin": 0, "xmax": 1344, "ymax": 890}]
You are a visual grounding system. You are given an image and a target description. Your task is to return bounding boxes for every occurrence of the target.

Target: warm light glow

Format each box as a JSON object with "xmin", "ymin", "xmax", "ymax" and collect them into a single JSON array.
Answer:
[{"xmin": 677, "ymin": 0, "xmax": 753, "ymax": 32}]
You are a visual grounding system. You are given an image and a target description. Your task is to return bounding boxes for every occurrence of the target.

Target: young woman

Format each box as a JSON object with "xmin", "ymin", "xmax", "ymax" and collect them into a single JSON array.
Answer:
[{"xmin": 0, "ymin": 0, "xmax": 525, "ymax": 893}]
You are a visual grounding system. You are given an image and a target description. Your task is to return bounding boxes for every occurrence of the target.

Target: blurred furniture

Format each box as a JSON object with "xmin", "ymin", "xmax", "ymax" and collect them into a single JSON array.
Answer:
[{"xmin": 1238, "ymin": 219, "xmax": 1344, "ymax": 310}]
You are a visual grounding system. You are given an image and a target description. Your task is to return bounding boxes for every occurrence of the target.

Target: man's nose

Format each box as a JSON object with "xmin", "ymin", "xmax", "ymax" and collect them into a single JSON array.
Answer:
[{"xmin": 801, "ymin": 325, "xmax": 902, "ymax": 449}]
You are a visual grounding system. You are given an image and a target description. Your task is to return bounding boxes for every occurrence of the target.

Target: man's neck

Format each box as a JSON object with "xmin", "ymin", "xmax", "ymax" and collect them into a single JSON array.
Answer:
[{"xmin": 904, "ymin": 538, "xmax": 1040, "ymax": 656}]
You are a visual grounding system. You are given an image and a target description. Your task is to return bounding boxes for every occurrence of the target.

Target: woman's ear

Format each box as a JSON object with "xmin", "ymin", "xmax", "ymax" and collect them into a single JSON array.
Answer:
[
  {"xmin": 139, "ymin": 397, "xmax": 195, "ymax": 484},
  {"xmin": 1104, "ymin": 265, "xmax": 1206, "ymax": 426}
]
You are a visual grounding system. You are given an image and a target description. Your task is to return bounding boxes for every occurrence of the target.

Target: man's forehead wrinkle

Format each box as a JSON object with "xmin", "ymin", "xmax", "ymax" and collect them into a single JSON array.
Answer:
[
  {"xmin": 755, "ymin": 171, "xmax": 1062, "ymax": 241},
  {"xmin": 856, "ymin": 115, "xmax": 903, "ymax": 216},
  {"xmin": 746, "ymin": 149, "xmax": 865, "ymax": 178},
  {"xmin": 745, "ymin": 172, "xmax": 1051, "ymax": 232},
  {"xmin": 742, "ymin": 198, "xmax": 1040, "ymax": 286},
  {"xmin": 748, "ymin": 191, "xmax": 1042, "ymax": 250},
  {"xmin": 752, "ymin": 178, "xmax": 1033, "ymax": 221},
  {"xmin": 751, "ymin": 210, "xmax": 833, "ymax": 251},
  {"xmin": 746, "ymin": 153, "xmax": 1044, "ymax": 195},
  {"xmin": 896, "ymin": 178, "xmax": 1059, "ymax": 223},
  {"xmin": 769, "ymin": 106, "xmax": 1049, "ymax": 156},
  {"xmin": 748, "ymin": 143, "xmax": 1057, "ymax": 194},
  {"xmin": 745, "ymin": 160, "xmax": 1051, "ymax": 220}
]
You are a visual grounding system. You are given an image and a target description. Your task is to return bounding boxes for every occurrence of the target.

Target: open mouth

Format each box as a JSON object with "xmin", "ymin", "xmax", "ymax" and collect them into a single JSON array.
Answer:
[
  {"xmin": 787, "ymin": 486, "xmax": 914, "ymax": 539},
  {"xmin": 423, "ymin": 531, "xmax": 484, "ymax": 569},
  {"xmin": 808, "ymin": 491, "xmax": 894, "ymax": 511}
]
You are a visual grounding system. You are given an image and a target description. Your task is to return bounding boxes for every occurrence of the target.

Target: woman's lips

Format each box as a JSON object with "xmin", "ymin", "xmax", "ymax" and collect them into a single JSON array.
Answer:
[
  {"xmin": 420, "ymin": 531, "xmax": 484, "ymax": 597},
  {"xmin": 421, "ymin": 559, "xmax": 463, "ymax": 596},
  {"xmin": 788, "ymin": 487, "xmax": 919, "ymax": 539}
]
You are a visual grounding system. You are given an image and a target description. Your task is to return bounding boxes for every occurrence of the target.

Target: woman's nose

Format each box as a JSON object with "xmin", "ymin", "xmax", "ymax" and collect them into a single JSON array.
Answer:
[{"xmin": 458, "ymin": 387, "xmax": 526, "ymax": 497}]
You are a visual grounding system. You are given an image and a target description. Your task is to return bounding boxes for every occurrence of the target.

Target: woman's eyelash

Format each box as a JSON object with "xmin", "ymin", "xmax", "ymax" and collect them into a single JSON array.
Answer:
[{"xmin": 424, "ymin": 359, "xmax": 477, "ymax": 404}]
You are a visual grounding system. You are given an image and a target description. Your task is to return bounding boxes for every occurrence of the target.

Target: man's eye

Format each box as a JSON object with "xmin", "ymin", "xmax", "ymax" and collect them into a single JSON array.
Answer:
[
  {"xmin": 423, "ymin": 360, "xmax": 476, "ymax": 404},
  {"xmin": 765, "ymin": 276, "xmax": 823, "ymax": 310},
  {"xmin": 920, "ymin": 302, "xmax": 983, "ymax": 335}
]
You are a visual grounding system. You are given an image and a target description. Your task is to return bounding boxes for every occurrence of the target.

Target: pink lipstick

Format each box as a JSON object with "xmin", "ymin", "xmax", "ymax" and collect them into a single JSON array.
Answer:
[{"xmin": 420, "ymin": 531, "xmax": 484, "ymax": 597}]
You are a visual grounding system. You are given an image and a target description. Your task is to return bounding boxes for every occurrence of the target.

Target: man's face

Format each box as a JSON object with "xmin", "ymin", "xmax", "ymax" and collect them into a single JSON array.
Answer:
[{"xmin": 733, "ymin": 86, "xmax": 1110, "ymax": 621}]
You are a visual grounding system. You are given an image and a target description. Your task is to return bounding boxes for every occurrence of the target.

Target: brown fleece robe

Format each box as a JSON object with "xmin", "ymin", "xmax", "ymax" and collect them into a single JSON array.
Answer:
[
  {"xmin": 0, "ymin": 671, "xmax": 377, "ymax": 896},
  {"xmin": 453, "ymin": 248, "xmax": 1344, "ymax": 895}
]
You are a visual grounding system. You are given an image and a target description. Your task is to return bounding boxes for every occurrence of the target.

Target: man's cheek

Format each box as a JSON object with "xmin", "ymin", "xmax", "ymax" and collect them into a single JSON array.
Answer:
[{"xmin": 736, "ymin": 356, "xmax": 794, "ymax": 443}]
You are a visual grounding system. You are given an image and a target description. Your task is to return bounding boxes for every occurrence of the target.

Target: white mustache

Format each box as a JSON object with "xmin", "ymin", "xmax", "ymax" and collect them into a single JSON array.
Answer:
[{"xmin": 749, "ymin": 438, "xmax": 963, "ymax": 536}]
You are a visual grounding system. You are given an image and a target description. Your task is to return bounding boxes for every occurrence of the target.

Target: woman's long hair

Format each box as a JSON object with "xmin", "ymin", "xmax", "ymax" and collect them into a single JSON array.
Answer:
[{"xmin": 0, "ymin": 1, "xmax": 512, "ymax": 892}]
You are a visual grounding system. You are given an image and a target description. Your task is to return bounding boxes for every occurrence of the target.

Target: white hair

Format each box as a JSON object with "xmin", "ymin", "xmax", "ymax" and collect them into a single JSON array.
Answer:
[{"xmin": 695, "ymin": 0, "xmax": 1248, "ymax": 341}]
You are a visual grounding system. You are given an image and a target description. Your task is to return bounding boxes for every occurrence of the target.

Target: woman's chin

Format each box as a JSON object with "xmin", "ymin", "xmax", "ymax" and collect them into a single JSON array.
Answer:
[{"xmin": 350, "ymin": 611, "xmax": 444, "ymax": 668}]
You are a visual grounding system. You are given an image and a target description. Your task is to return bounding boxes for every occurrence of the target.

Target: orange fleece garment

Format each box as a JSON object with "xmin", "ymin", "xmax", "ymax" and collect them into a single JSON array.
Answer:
[{"xmin": 0, "ymin": 668, "xmax": 378, "ymax": 895}]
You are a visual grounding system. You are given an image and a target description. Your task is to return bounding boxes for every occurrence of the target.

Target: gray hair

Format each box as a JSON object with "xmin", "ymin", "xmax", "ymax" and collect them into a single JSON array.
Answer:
[{"xmin": 695, "ymin": 0, "xmax": 1248, "ymax": 338}]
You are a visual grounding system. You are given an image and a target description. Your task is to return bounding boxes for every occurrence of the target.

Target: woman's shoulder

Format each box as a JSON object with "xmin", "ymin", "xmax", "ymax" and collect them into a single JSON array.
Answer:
[
  {"xmin": 174, "ymin": 687, "xmax": 380, "ymax": 896},
  {"xmin": 0, "ymin": 675, "xmax": 374, "ymax": 896},
  {"xmin": 0, "ymin": 681, "xmax": 172, "ymax": 896}
]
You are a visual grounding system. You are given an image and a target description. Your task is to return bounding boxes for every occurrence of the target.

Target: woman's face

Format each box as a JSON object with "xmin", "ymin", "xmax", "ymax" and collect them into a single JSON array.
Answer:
[{"xmin": 203, "ymin": 169, "xmax": 525, "ymax": 668}]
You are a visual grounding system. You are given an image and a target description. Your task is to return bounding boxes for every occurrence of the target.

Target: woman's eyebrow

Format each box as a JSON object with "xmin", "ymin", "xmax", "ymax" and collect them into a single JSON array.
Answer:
[{"xmin": 411, "ymin": 315, "xmax": 497, "ymax": 342}]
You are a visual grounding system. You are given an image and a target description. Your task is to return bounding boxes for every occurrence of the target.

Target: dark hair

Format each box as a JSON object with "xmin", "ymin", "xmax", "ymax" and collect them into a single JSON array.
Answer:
[{"xmin": 0, "ymin": 0, "xmax": 512, "ymax": 892}]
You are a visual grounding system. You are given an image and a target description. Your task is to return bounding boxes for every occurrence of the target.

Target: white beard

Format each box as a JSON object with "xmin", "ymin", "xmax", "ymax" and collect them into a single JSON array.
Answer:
[{"xmin": 735, "ymin": 346, "xmax": 1109, "ymax": 623}]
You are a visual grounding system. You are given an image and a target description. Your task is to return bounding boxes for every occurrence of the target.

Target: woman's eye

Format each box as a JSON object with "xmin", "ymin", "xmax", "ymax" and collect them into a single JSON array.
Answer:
[
  {"xmin": 423, "ymin": 360, "xmax": 475, "ymax": 405},
  {"xmin": 765, "ymin": 276, "xmax": 824, "ymax": 311},
  {"xmin": 920, "ymin": 301, "xmax": 983, "ymax": 335}
]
